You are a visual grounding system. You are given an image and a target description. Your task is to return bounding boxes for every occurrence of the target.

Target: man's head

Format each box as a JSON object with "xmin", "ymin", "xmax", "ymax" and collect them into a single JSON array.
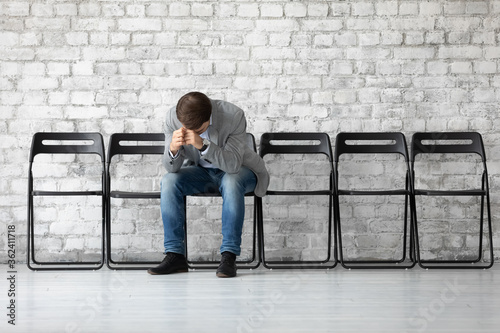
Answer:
[{"xmin": 176, "ymin": 92, "xmax": 212, "ymax": 132}]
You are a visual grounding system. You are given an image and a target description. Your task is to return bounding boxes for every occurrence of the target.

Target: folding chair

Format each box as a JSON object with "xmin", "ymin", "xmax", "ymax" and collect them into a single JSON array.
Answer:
[
  {"xmin": 259, "ymin": 132, "xmax": 337, "ymax": 269},
  {"xmin": 410, "ymin": 132, "xmax": 494, "ymax": 269},
  {"xmin": 184, "ymin": 133, "xmax": 261, "ymax": 270},
  {"xmin": 106, "ymin": 133, "xmax": 165, "ymax": 270},
  {"xmin": 27, "ymin": 132, "xmax": 106, "ymax": 271},
  {"xmin": 334, "ymin": 132, "xmax": 415, "ymax": 269}
]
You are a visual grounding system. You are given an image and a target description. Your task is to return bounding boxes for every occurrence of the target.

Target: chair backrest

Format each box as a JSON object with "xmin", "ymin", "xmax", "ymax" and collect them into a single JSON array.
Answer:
[
  {"xmin": 245, "ymin": 133, "xmax": 257, "ymax": 152},
  {"xmin": 107, "ymin": 133, "xmax": 165, "ymax": 162},
  {"xmin": 334, "ymin": 132, "xmax": 409, "ymax": 162},
  {"xmin": 29, "ymin": 132, "xmax": 105, "ymax": 162},
  {"xmin": 411, "ymin": 132, "xmax": 486, "ymax": 161},
  {"xmin": 259, "ymin": 132, "xmax": 333, "ymax": 161}
]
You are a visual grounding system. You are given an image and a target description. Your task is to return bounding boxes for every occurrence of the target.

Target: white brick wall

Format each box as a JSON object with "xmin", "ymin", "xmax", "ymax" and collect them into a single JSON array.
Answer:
[{"xmin": 1, "ymin": 0, "xmax": 499, "ymax": 264}]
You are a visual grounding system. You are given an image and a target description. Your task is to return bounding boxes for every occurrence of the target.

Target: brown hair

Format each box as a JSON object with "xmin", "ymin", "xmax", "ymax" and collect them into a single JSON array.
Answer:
[{"xmin": 176, "ymin": 92, "xmax": 212, "ymax": 130}]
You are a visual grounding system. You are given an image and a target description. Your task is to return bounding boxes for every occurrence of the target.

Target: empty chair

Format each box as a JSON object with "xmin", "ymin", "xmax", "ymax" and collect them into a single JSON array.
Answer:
[
  {"xmin": 410, "ymin": 132, "xmax": 493, "ymax": 269},
  {"xmin": 334, "ymin": 132, "xmax": 415, "ymax": 269},
  {"xmin": 259, "ymin": 132, "xmax": 337, "ymax": 269},
  {"xmin": 106, "ymin": 133, "xmax": 165, "ymax": 270},
  {"xmin": 27, "ymin": 132, "xmax": 106, "ymax": 270}
]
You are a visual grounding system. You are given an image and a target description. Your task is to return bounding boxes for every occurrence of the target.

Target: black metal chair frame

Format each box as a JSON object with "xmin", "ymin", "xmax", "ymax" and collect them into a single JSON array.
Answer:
[
  {"xmin": 27, "ymin": 132, "xmax": 106, "ymax": 271},
  {"xmin": 259, "ymin": 132, "xmax": 337, "ymax": 269},
  {"xmin": 106, "ymin": 133, "xmax": 165, "ymax": 270},
  {"xmin": 183, "ymin": 133, "xmax": 261, "ymax": 270},
  {"xmin": 410, "ymin": 132, "xmax": 494, "ymax": 269},
  {"xmin": 334, "ymin": 132, "xmax": 416, "ymax": 269}
]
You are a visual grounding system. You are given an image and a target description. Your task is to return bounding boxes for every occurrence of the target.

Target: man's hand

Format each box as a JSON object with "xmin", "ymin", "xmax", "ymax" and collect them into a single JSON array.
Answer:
[
  {"xmin": 170, "ymin": 127, "xmax": 204, "ymax": 154},
  {"xmin": 170, "ymin": 127, "xmax": 186, "ymax": 155},
  {"xmin": 184, "ymin": 129, "xmax": 203, "ymax": 150}
]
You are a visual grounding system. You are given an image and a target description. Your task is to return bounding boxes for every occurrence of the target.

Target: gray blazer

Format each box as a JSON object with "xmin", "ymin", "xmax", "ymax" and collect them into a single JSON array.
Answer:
[{"xmin": 162, "ymin": 99, "xmax": 269, "ymax": 197}]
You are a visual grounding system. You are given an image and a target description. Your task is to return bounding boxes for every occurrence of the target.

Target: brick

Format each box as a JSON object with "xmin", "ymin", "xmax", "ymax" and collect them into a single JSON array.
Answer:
[
  {"xmin": 405, "ymin": 31, "xmax": 424, "ymax": 45},
  {"xmin": 437, "ymin": 17, "xmax": 482, "ymax": 31},
  {"xmin": 394, "ymin": 47, "xmax": 434, "ymax": 59},
  {"xmin": 82, "ymin": 47, "xmax": 126, "ymax": 61},
  {"xmin": 208, "ymin": 47, "xmax": 249, "ymax": 60},
  {"xmin": 346, "ymin": 48, "xmax": 391, "ymax": 60},
  {"xmin": 72, "ymin": 18, "xmax": 116, "ymax": 31},
  {"xmin": 23, "ymin": 63, "xmax": 45, "ymax": 76},
  {"xmin": 102, "ymin": 4, "xmax": 124, "ymax": 17},
  {"xmin": 438, "ymin": 46, "xmax": 482, "ymax": 59},
  {"xmin": 352, "ymin": 2, "xmax": 375, "ymax": 16},
  {"xmin": 151, "ymin": 77, "xmax": 195, "ymax": 89},
  {"xmin": 331, "ymin": 3, "xmax": 350, "ymax": 16},
  {"xmin": 163, "ymin": 19, "xmax": 208, "ymax": 31},
  {"xmin": 334, "ymin": 32, "xmax": 357, "ymax": 46},
  {"xmin": 278, "ymin": 77, "xmax": 321, "ymax": 90},
  {"xmin": 485, "ymin": 47, "xmax": 500, "ymax": 59},
  {"xmin": 308, "ymin": 3, "xmax": 329, "ymax": 17},
  {"xmin": 0, "ymin": 2, "xmax": 29, "ymax": 16},
  {"xmin": 62, "ymin": 77, "xmax": 104, "ymax": 90},
  {"xmin": 146, "ymin": 3, "xmax": 167, "ymax": 17},
  {"xmin": 17, "ymin": 105, "xmax": 63, "ymax": 119},
  {"xmin": 79, "ymin": 3, "xmax": 101, "ymax": 16},
  {"xmin": 466, "ymin": 2, "xmax": 489, "ymax": 14},
  {"xmin": 118, "ymin": 18, "xmax": 162, "ymax": 31},
  {"xmin": 55, "ymin": 3, "xmax": 78, "ymax": 16},
  {"xmin": 234, "ymin": 77, "xmax": 276, "ymax": 90},
  {"xmin": 66, "ymin": 32, "xmax": 88, "ymax": 46},
  {"xmin": 169, "ymin": 3, "xmax": 190, "ymax": 16},
  {"xmin": 192, "ymin": 3, "xmax": 213, "ymax": 17},
  {"xmin": 0, "ymin": 48, "xmax": 35, "ymax": 61},
  {"xmin": 298, "ymin": 48, "xmax": 342, "ymax": 60},
  {"xmin": 284, "ymin": 3, "xmax": 307, "ymax": 17},
  {"xmin": 347, "ymin": 18, "xmax": 390, "ymax": 30},
  {"xmin": 26, "ymin": 17, "xmax": 70, "ymax": 30},
  {"xmin": 302, "ymin": 19, "xmax": 343, "ymax": 31},
  {"xmin": 261, "ymin": 4, "xmax": 283, "ymax": 17},
  {"xmin": 450, "ymin": 62, "xmax": 472, "ymax": 74},
  {"xmin": 359, "ymin": 32, "xmax": 380, "ymax": 46},
  {"xmin": 399, "ymin": 2, "xmax": 419, "ymax": 16},
  {"xmin": 0, "ymin": 18, "xmax": 23, "ymax": 31},
  {"xmin": 65, "ymin": 106, "xmax": 108, "ymax": 119},
  {"xmin": 0, "ymin": 32, "xmax": 18, "ymax": 46},
  {"xmin": 126, "ymin": 4, "xmax": 145, "ymax": 17},
  {"xmin": 420, "ymin": 2, "xmax": 442, "ymax": 15},
  {"xmin": 71, "ymin": 91, "xmax": 95, "ymax": 105},
  {"xmin": 474, "ymin": 61, "xmax": 497, "ymax": 74},
  {"xmin": 106, "ymin": 76, "xmax": 149, "ymax": 90},
  {"xmin": 256, "ymin": 19, "xmax": 298, "ymax": 31},
  {"xmin": 18, "ymin": 77, "xmax": 58, "ymax": 90}
]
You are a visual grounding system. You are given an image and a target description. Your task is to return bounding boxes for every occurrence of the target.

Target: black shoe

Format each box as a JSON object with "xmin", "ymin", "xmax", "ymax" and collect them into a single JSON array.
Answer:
[
  {"xmin": 147, "ymin": 252, "xmax": 188, "ymax": 275},
  {"xmin": 216, "ymin": 251, "xmax": 237, "ymax": 278}
]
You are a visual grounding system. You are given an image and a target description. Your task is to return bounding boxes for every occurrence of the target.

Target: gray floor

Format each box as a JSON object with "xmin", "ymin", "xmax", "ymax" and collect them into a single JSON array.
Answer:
[{"xmin": 2, "ymin": 264, "xmax": 499, "ymax": 333}]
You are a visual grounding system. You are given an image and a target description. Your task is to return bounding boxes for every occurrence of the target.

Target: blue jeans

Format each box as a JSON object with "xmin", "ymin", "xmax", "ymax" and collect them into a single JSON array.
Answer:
[{"xmin": 160, "ymin": 166, "xmax": 257, "ymax": 257}]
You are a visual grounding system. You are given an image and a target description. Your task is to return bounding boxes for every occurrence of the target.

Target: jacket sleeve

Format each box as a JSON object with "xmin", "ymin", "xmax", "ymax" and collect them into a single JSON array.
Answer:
[
  {"xmin": 162, "ymin": 107, "xmax": 185, "ymax": 173},
  {"xmin": 202, "ymin": 110, "xmax": 246, "ymax": 174}
]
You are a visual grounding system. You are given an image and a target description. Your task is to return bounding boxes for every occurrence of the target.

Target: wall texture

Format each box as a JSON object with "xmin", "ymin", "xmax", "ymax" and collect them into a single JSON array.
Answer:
[{"xmin": 1, "ymin": 0, "xmax": 499, "ymax": 264}]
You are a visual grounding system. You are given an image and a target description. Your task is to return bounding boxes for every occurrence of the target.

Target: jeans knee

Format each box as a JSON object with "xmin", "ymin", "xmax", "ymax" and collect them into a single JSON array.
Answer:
[
  {"xmin": 220, "ymin": 174, "xmax": 243, "ymax": 193},
  {"xmin": 161, "ymin": 173, "xmax": 182, "ymax": 194}
]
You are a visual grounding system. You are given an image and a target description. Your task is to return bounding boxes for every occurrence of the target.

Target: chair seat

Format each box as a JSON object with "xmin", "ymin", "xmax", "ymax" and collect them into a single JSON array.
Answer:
[
  {"xmin": 110, "ymin": 191, "xmax": 160, "ymax": 199},
  {"xmin": 266, "ymin": 190, "xmax": 331, "ymax": 196},
  {"xmin": 338, "ymin": 189, "xmax": 409, "ymax": 196},
  {"xmin": 32, "ymin": 190, "xmax": 103, "ymax": 196},
  {"xmin": 191, "ymin": 191, "xmax": 256, "ymax": 197},
  {"xmin": 414, "ymin": 189, "xmax": 485, "ymax": 196}
]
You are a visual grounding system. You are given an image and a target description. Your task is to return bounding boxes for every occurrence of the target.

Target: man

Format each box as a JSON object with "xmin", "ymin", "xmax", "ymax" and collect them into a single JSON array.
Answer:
[{"xmin": 148, "ymin": 92, "xmax": 269, "ymax": 278}]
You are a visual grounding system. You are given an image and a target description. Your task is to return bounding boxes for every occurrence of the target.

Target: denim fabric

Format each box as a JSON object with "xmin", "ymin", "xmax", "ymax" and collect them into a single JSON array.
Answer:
[{"xmin": 160, "ymin": 166, "xmax": 257, "ymax": 256}]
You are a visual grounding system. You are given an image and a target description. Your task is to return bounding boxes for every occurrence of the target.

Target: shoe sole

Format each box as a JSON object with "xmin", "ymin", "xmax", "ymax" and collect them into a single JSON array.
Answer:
[
  {"xmin": 147, "ymin": 268, "xmax": 189, "ymax": 275},
  {"xmin": 216, "ymin": 271, "xmax": 236, "ymax": 278}
]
